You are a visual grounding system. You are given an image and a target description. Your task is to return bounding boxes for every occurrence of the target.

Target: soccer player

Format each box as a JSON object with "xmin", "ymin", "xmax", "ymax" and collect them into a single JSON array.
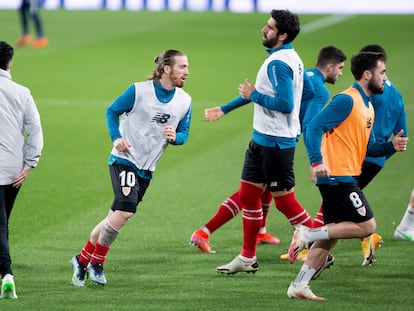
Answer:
[
  {"xmin": 287, "ymin": 50, "xmax": 408, "ymax": 300},
  {"xmin": 70, "ymin": 50, "xmax": 192, "ymax": 286},
  {"xmin": 0, "ymin": 41, "xmax": 44, "ymax": 299},
  {"xmin": 395, "ymin": 189, "xmax": 414, "ymax": 240},
  {"xmin": 300, "ymin": 46, "xmax": 347, "ymax": 137},
  {"xmin": 310, "ymin": 45, "xmax": 409, "ymax": 268},
  {"xmin": 17, "ymin": 0, "xmax": 48, "ymax": 48},
  {"xmin": 358, "ymin": 45, "xmax": 408, "ymax": 262},
  {"xmin": 279, "ymin": 45, "xmax": 347, "ymax": 262},
  {"xmin": 190, "ymin": 46, "xmax": 347, "ymax": 255},
  {"xmin": 202, "ymin": 9, "xmax": 312, "ymax": 275}
]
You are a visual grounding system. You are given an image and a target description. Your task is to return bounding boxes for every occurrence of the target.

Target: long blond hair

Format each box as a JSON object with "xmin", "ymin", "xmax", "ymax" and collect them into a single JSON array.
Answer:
[{"xmin": 147, "ymin": 49, "xmax": 185, "ymax": 81}]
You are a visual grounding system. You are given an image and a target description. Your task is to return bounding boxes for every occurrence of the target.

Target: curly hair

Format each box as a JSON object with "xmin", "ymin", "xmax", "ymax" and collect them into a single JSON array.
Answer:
[{"xmin": 270, "ymin": 10, "xmax": 300, "ymax": 44}]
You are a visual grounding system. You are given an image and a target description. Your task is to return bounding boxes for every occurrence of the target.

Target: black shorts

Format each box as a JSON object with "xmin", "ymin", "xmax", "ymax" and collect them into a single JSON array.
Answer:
[
  {"xmin": 109, "ymin": 163, "xmax": 150, "ymax": 213},
  {"xmin": 358, "ymin": 161, "xmax": 382, "ymax": 190},
  {"xmin": 318, "ymin": 183, "xmax": 374, "ymax": 224},
  {"xmin": 241, "ymin": 140, "xmax": 295, "ymax": 192}
]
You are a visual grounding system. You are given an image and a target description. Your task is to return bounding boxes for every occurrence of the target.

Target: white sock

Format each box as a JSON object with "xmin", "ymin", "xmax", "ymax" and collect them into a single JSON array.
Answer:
[
  {"xmin": 304, "ymin": 225, "xmax": 329, "ymax": 242},
  {"xmin": 293, "ymin": 264, "xmax": 316, "ymax": 284},
  {"xmin": 398, "ymin": 205, "xmax": 414, "ymax": 230},
  {"xmin": 239, "ymin": 255, "xmax": 256, "ymax": 262},
  {"xmin": 201, "ymin": 226, "xmax": 211, "ymax": 236}
]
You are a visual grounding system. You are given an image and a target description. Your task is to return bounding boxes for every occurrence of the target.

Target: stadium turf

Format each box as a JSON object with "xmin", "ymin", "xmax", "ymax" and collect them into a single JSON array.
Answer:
[{"xmin": 0, "ymin": 9, "xmax": 413, "ymax": 310}]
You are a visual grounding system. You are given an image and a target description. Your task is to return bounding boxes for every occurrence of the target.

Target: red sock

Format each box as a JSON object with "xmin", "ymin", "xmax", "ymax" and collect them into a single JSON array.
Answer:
[
  {"xmin": 274, "ymin": 192, "xmax": 313, "ymax": 228},
  {"xmin": 91, "ymin": 242, "xmax": 110, "ymax": 265},
  {"xmin": 204, "ymin": 191, "xmax": 242, "ymax": 234},
  {"xmin": 79, "ymin": 240, "xmax": 95, "ymax": 266},
  {"xmin": 260, "ymin": 190, "xmax": 273, "ymax": 229},
  {"xmin": 239, "ymin": 181, "xmax": 263, "ymax": 258},
  {"xmin": 313, "ymin": 204, "xmax": 324, "ymax": 228}
]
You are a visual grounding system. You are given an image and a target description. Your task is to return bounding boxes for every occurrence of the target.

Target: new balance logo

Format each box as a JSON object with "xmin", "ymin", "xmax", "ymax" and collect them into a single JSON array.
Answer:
[{"xmin": 152, "ymin": 113, "xmax": 171, "ymax": 124}]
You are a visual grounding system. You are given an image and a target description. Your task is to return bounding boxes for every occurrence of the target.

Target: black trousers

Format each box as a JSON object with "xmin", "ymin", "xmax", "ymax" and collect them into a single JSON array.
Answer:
[{"xmin": 0, "ymin": 185, "xmax": 20, "ymax": 277}]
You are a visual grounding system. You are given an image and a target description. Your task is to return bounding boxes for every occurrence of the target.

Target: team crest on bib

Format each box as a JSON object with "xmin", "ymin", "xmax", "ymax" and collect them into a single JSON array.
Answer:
[
  {"xmin": 122, "ymin": 187, "xmax": 131, "ymax": 196},
  {"xmin": 357, "ymin": 206, "xmax": 366, "ymax": 216}
]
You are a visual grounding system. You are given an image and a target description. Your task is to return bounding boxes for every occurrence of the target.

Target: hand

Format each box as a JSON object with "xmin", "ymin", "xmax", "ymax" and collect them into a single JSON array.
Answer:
[
  {"xmin": 312, "ymin": 163, "xmax": 330, "ymax": 178},
  {"xmin": 163, "ymin": 125, "xmax": 176, "ymax": 143},
  {"xmin": 114, "ymin": 138, "xmax": 131, "ymax": 152},
  {"xmin": 12, "ymin": 167, "xmax": 31, "ymax": 188},
  {"xmin": 204, "ymin": 107, "xmax": 224, "ymax": 121},
  {"xmin": 238, "ymin": 79, "xmax": 255, "ymax": 100},
  {"xmin": 392, "ymin": 129, "xmax": 408, "ymax": 152}
]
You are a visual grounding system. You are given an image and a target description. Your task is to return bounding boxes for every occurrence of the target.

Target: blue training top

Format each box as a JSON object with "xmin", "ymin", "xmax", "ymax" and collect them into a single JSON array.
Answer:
[
  {"xmin": 364, "ymin": 80, "xmax": 408, "ymax": 167},
  {"xmin": 219, "ymin": 43, "xmax": 313, "ymax": 149},
  {"xmin": 300, "ymin": 68, "xmax": 330, "ymax": 137}
]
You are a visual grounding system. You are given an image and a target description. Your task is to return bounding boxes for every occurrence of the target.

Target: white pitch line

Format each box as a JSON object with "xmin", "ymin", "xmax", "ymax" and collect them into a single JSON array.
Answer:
[
  {"xmin": 38, "ymin": 99, "xmax": 110, "ymax": 106},
  {"xmin": 302, "ymin": 14, "xmax": 354, "ymax": 34}
]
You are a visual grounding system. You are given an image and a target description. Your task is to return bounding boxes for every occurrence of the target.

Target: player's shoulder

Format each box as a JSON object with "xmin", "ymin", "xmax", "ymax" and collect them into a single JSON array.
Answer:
[
  {"xmin": 175, "ymin": 87, "xmax": 192, "ymax": 102},
  {"xmin": 384, "ymin": 79, "xmax": 401, "ymax": 90},
  {"xmin": 305, "ymin": 68, "xmax": 322, "ymax": 82},
  {"xmin": 383, "ymin": 79, "xmax": 403, "ymax": 96},
  {"xmin": 134, "ymin": 80, "xmax": 151, "ymax": 87},
  {"xmin": 5, "ymin": 77, "xmax": 31, "ymax": 97},
  {"xmin": 305, "ymin": 67, "xmax": 317, "ymax": 76}
]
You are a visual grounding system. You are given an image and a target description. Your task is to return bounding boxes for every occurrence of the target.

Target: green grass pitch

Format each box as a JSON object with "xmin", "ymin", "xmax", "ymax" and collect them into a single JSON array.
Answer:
[{"xmin": 0, "ymin": 9, "xmax": 413, "ymax": 311}]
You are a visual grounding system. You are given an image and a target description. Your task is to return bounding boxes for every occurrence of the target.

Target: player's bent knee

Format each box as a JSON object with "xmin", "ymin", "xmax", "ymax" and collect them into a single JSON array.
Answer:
[{"xmin": 361, "ymin": 219, "xmax": 376, "ymax": 236}]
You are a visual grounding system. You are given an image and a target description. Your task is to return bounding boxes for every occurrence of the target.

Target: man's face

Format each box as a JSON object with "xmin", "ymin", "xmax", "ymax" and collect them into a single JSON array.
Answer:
[
  {"xmin": 368, "ymin": 60, "xmax": 387, "ymax": 94},
  {"xmin": 325, "ymin": 62, "xmax": 345, "ymax": 84},
  {"xmin": 168, "ymin": 55, "xmax": 189, "ymax": 88},
  {"xmin": 262, "ymin": 17, "xmax": 280, "ymax": 49}
]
